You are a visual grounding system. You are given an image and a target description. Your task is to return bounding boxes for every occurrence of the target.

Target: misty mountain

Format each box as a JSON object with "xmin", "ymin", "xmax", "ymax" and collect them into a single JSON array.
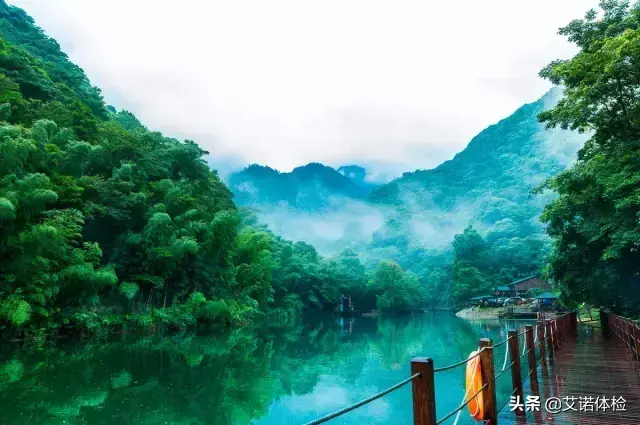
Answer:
[
  {"xmin": 226, "ymin": 88, "xmax": 588, "ymax": 260},
  {"xmin": 368, "ymin": 88, "xmax": 588, "ymax": 254},
  {"xmin": 337, "ymin": 165, "xmax": 382, "ymax": 193},
  {"xmin": 229, "ymin": 162, "xmax": 376, "ymax": 210}
]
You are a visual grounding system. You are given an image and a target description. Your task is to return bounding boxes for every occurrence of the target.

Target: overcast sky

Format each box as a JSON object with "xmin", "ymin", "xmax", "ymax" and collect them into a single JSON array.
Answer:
[{"xmin": 9, "ymin": 0, "xmax": 598, "ymax": 175}]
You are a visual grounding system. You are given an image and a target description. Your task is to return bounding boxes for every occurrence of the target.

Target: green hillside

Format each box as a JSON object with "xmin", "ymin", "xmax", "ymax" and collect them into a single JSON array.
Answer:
[
  {"xmin": 1, "ymin": 0, "xmax": 421, "ymax": 339},
  {"xmin": 363, "ymin": 89, "xmax": 588, "ymax": 303},
  {"xmin": 3, "ymin": 0, "xmax": 636, "ymax": 334},
  {"xmin": 371, "ymin": 89, "xmax": 584, "ymax": 214}
]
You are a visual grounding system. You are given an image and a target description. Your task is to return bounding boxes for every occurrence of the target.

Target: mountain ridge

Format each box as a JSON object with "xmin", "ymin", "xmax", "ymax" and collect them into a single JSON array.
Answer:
[{"xmin": 228, "ymin": 162, "xmax": 376, "ymax": 210}]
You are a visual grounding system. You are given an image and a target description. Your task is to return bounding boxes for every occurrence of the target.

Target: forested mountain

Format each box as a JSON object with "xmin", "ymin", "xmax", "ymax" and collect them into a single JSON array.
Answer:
[
  {"xmin": 365, "ymin": 89, "xmax": 589, "ymax": 303},
  {"xmin": 230, "ymin": 89, "xmax": 589, "ymax": 305},
  {"xmin": 3, "ymin": 0, "xmax": 635, "ymax": 339},
  {"xmin": 337, "ymin": 165, "xmax": 381, "ymax": 192},
  {"xmin": 1, "ymin": 0, "xmax": 429, "ymax": 339},
  {"xmin": 371, "ymin": 88, "xmax": 584, "ymax": 212},
  {"xmin": 228, "ymin": 162, "xmax": 374, "ymax": 210}
]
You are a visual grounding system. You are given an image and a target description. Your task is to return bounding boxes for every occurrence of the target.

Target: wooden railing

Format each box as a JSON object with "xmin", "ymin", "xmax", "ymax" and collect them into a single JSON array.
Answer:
[
  {"xmin": 304, "ymin": 312, "xmax": 578, "ymax": 425},
  {"xmin": 601, "ymin": 310, "xmax": 640, "ymax": 362}
]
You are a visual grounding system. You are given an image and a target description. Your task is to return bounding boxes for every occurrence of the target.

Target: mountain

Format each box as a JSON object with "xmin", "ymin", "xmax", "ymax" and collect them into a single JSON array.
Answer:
[
  {"xmin": 226, "ymin": 89, "xmax": 588, "ymax": 260},
  {"xmin": 337, "ymin": 165, "xmax": 381, "ymax": 193},
  {"xmin": 228, "ymin": 162, "xmax": 375, "ymax": 210},
  {"xmin": 368, "ymin": 88, "xmax": 588, "ymax": 245},
  {"xmin": 372, "ymin": 89, "xmax": 583, "ymax": 207}
]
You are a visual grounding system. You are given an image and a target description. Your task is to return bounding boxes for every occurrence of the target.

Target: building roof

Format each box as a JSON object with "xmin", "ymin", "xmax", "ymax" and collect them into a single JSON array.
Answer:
[
  {"xmin": 496, "ymin": 286, "xmax": 513, "ymax": 291},
  {"xmin": 534, "ymin": 292, "xmax": 559, "ymax": 300},
  {"xmin": 469, "ymin": 295, "xmax": 493, "ymax": 301}
]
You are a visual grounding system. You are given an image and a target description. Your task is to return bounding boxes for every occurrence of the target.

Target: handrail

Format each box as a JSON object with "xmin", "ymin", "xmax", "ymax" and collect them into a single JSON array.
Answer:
[
  {"xmin": 497, "ymin": 388, "xmax": 518, "ymax": 414},
  {"xmin": 494, "ymin": 361, "xmax": 515, "ymax": 380},
  {"xmin": 432, "ymin": 333, "xmax": 515, "ymax": 373},
  {"xmin": 435, "ymin": 383, "xmax": 488, "ymax": 425},
  {"xmin": 433, "ymin": 347, "xmax": 485, "ymax": 372},
  {"xmin": 604, "ymin": 311, "xmax": 640, "ymax": 362},
  {"xmin": 301, "ymin": 373, "xmax": 420, "ymax": 425},
  {"xmin": 492, "ymin": 335, "xmax": 511, "ymax": 348}
]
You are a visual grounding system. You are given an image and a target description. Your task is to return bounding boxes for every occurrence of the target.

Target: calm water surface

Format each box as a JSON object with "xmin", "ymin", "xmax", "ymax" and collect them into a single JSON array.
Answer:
[{"xmin": 0, "ymin": 313, "xmax": 533, "ymax": 425}]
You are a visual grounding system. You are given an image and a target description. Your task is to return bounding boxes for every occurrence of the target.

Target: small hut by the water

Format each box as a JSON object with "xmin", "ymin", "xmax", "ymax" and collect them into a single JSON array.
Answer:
[{"xmin": 535, "ymin": 292, "xmax": 559, "ymax": 310}]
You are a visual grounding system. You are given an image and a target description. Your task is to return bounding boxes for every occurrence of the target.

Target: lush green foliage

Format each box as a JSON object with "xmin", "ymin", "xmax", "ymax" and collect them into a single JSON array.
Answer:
[
  {"xmin": 537, "ymin": 0, "xmax": 640, "ymax": 313},
  {"xmin": 364, "ymin": 89, "xmax": 589, "ymax": 304},
  {"xmin": 4, "ymin": 0, "xmax": 629, "ymax": 337},
  {"xmin": 0, "ymin": 1, "xmax": 430, "ymax": 340},
  {"xmin": 230, "ymin": 89, "xmax": 586, "ymax": 307}
]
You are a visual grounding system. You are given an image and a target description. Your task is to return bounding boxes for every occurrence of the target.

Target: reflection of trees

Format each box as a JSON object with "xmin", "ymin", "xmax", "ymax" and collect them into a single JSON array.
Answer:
[
  {"xmin": 0, "ymin": 315, "xmax": 535, "ymax": 425},
  {"xmin": 0, "ymin": 317, "xmax": 373, "ymax": 425}
]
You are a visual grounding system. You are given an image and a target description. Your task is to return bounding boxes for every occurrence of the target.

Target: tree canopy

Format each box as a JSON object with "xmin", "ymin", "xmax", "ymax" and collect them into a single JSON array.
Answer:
[{"xmin": 537, "ymin": 0, "xmax": 640, "ymax": 314}]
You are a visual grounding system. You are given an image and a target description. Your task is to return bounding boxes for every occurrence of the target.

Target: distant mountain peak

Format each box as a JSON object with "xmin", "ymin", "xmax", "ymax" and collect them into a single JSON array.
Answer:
[
  {"xmin": 337, "ymin": 165, "xmax": 367, "ymax": 182},
  {"xmin": 228, "ymin": 162, "xmax": 377, "ymax": 210}
]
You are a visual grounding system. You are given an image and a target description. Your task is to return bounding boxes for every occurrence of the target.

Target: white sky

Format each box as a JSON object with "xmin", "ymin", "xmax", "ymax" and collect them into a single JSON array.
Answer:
[{"xmin": 9, "ymin": 0, "xmax": 598, "ymax": 174}]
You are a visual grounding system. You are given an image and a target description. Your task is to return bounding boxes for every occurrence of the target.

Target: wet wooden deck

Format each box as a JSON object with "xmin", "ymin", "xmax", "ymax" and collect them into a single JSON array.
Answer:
[{"xmin": 498, "ymin": 325, "xmax": 640, "ymax": 425}]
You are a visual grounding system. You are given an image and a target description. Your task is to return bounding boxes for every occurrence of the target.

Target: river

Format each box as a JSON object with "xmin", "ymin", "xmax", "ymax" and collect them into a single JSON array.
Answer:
[{"xmin": 0, "ymin": 313, "xmax": 534, "ymax": 425}]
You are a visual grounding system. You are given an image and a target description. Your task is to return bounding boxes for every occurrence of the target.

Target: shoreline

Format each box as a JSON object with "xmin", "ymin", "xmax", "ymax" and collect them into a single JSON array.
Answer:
[{"xmin": 455, "ymin": 306, "xmax": 505, "ymax": 320}]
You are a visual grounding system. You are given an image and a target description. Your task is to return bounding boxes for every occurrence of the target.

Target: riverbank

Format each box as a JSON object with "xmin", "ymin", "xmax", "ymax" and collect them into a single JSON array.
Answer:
[{"xmin": 455, "ymin": 306, "xmax": 505, "ymax": 320}]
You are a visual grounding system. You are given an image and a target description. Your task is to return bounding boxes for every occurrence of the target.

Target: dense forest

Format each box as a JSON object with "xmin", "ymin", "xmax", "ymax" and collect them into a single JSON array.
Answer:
[
  {"xmin": 229, "ymin": 90, "xmax": 588, "ymax": 307},
  {"xmin": 229, "ymin": 0, "xmax": 640, "ymax": 316},
  {"xmin": 536, "ymin": 0, "xmax": 640, "ymax": 314},
  {"xmin": 1, "ymin": 0, "xmax": 639, "ymax": 341},
  {"xmin": 0, "ymin": 0, "xmax": 428, "ymax": 340}
]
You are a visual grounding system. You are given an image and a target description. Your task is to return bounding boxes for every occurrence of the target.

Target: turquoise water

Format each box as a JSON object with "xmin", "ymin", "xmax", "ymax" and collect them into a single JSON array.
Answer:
[{"xmin": 0, "ymin": 313, "xmax": 533, "ymax": 425}]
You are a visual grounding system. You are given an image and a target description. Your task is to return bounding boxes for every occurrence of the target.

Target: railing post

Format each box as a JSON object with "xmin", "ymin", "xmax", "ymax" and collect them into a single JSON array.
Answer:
[
  {"xmin": 626, "ymin": 319, "xmax": 633, "ymax": 353},
  {"xmin": 411, "ymin": 357, "xmax": 436, "ymax": 425},
  {"xmin": 507, "ymin": 330, "xmax": 524, "ymax": 416},
  {"xmin": 557, "ymin": 316, "xmax": 563, "ymax": 345},
  {"xmin": 545, "ymin": 321, "xmax": 554, "ymax": 365},
  {"xmin": 525, "ymin": 325, "xmax": 537, "ymax": 385},
  {"xmin": 570, "ymin": 311, "xmax": 577, "ymax": 336},
  {"xmin": 553, "ymin": 319, "xmax": 560, "ymax": 349},
  {"xmin": 479, "ymin": 338, "xmax": 498, "ymax": 425},
  {"xmin": 626, "ymin": 319, "xmax": 636, "ymax": 361},
  {"xmin": 600, "ymin": 309, "xmax": 610, "ymax": 338},
  {"xmin": 537, "ymin": 322, "xmax": 547, "ymax": 375},
  {"xmin": 618, "ymin": 316, "xmax": 623, "ymax": 344}
]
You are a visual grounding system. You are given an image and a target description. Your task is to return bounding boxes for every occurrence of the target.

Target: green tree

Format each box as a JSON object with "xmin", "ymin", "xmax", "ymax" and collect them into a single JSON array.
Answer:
[
  {"xmin": 371, "ymin": 261, "xmax": 426, "ymax": 312},
  {"xmin": 537, "ymin": 0, "xmax": 640, "ymax": 313}
]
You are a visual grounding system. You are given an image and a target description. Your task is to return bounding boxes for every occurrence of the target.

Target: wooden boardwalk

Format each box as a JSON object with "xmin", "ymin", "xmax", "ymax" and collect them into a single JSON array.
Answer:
[{"xmin": 498, "ymin": 324, "xmax": 640, "ymax": 425}]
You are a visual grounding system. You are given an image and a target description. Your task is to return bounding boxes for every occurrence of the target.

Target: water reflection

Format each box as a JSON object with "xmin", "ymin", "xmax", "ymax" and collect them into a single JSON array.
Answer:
[{"xmin": 0, "ymin": 313, "xmax": 535, "ymax": 425}]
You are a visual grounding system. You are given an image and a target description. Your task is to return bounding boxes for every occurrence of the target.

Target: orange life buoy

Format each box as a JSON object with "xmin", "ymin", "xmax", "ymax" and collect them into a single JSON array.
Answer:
[{"xmin": 465, "ymin": 351, "xmax": 484, "ymax": 421}]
